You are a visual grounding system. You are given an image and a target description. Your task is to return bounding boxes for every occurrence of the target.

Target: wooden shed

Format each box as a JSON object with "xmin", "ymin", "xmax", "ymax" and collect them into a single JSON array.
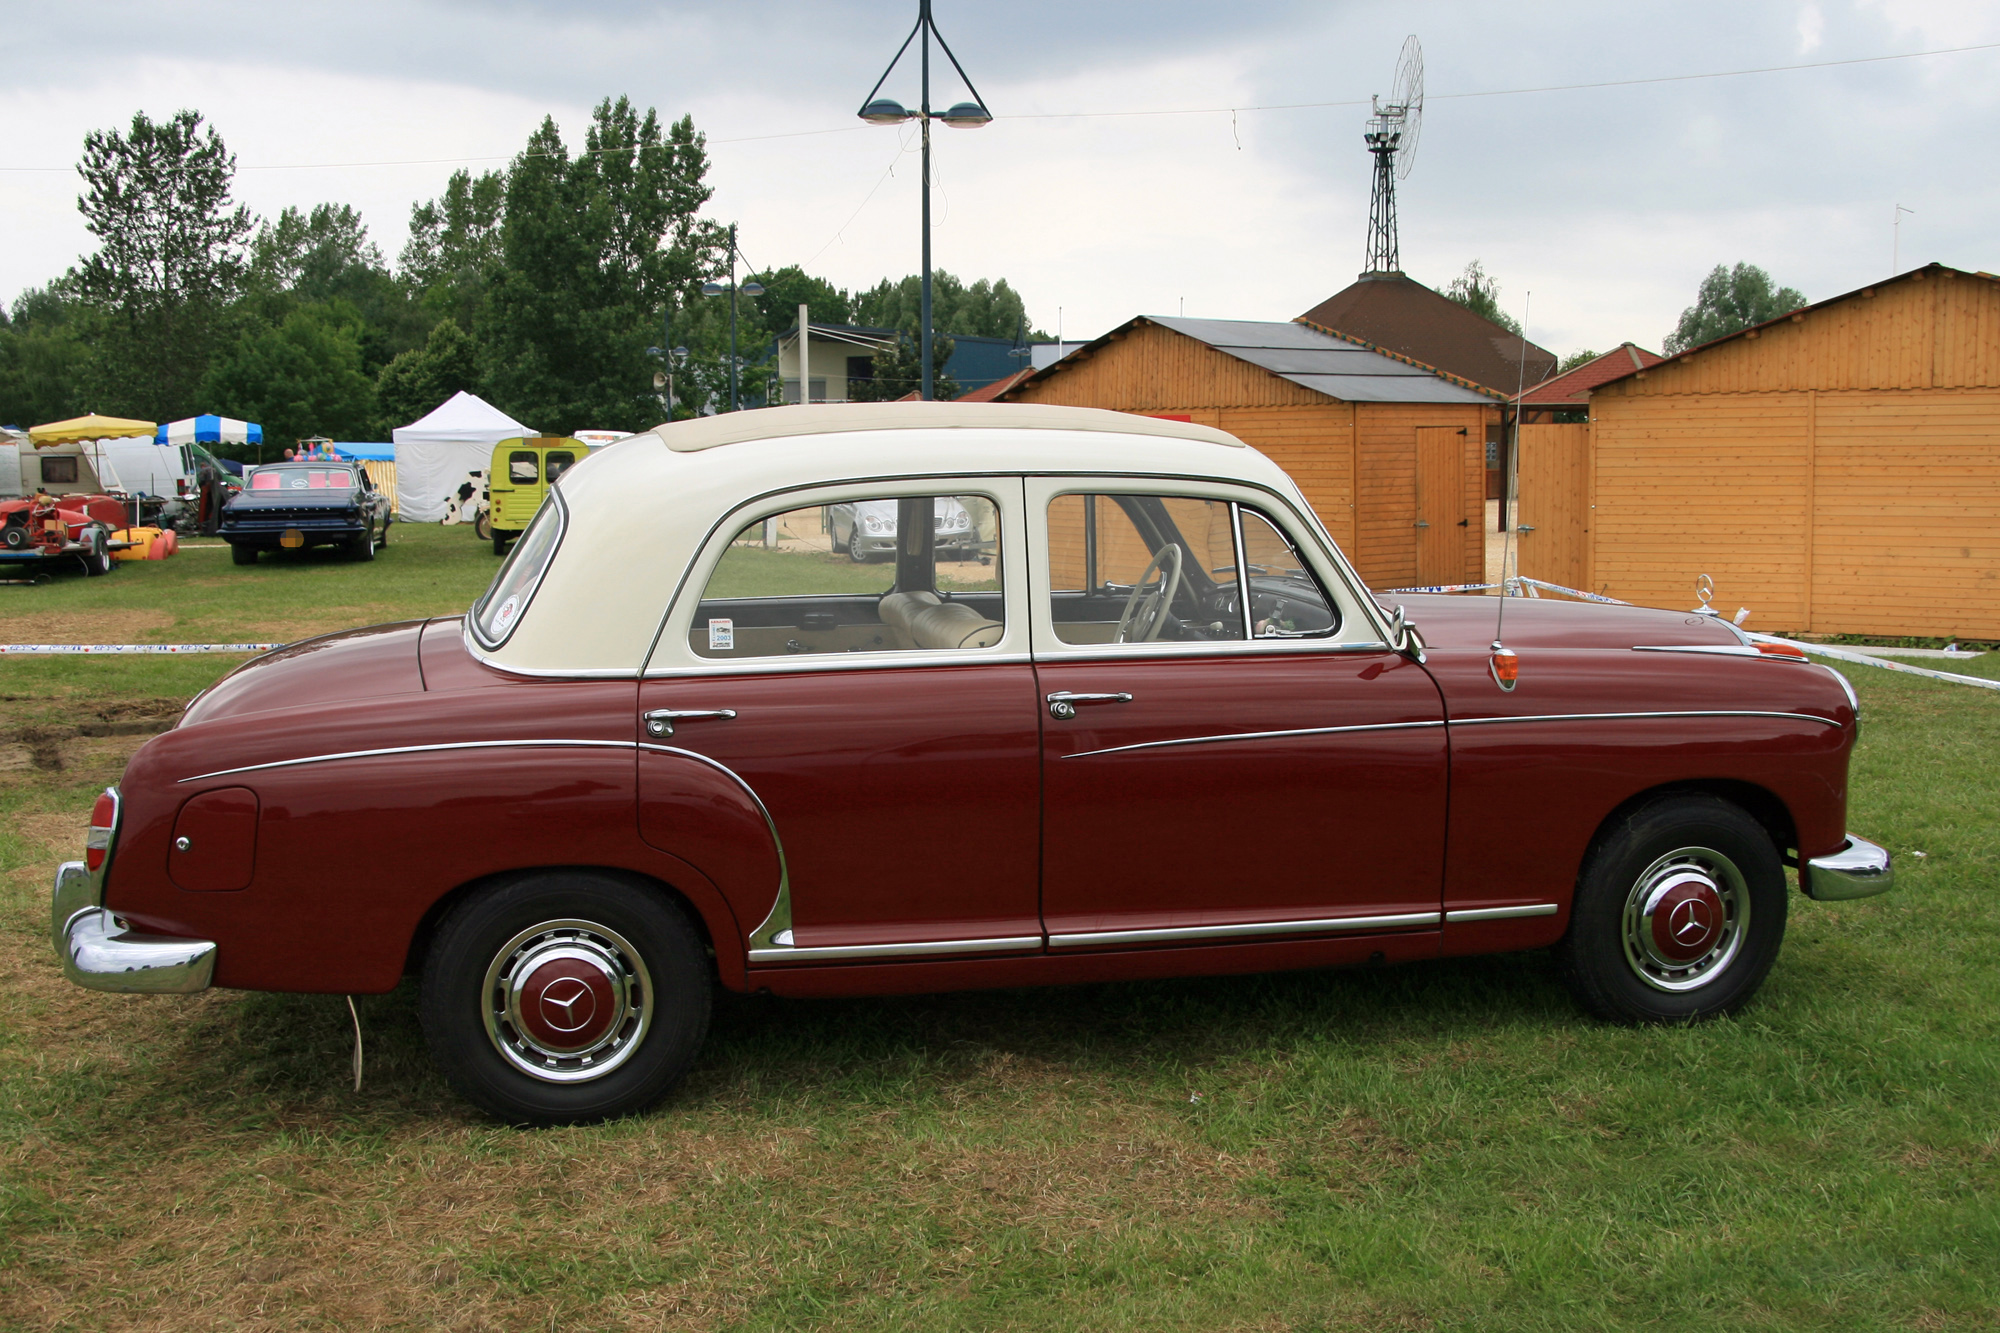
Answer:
[
  {"xmin": 1518, "ymin": 264, "xmax": 2000, "ymax": 638},
  {"xmin": 1000, "ymin": 316, "xmax": 1501, "ymax": 589}
]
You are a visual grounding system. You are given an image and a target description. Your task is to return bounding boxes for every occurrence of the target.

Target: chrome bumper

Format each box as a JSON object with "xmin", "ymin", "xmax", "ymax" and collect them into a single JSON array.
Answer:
[
  {"xmin": 1802, "ymin": 836, "xmax": 1895, "ymax": 902},
  {"xmin": 51, "ymin": 860, "xmax": 216, "ymax": 994}
]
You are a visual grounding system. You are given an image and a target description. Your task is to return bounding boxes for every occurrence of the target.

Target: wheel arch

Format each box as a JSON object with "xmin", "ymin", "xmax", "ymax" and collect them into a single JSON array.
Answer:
[{"xmin": 1582, "ymin": 779, "xmax": 1799, "ymax": 881}]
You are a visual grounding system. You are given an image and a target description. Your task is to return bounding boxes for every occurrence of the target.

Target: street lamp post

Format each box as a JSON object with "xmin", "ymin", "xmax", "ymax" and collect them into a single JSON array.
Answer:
[
  {"xmin": 702, "ymin": 223, "xmax": 765, "ymax": 412},
  {"xmin": 857, "ymin": 0, "xmax": 991, "ymax": 401}
]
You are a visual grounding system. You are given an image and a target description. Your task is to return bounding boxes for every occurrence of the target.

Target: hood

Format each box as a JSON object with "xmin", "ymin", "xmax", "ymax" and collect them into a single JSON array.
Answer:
[
  {"xmin": 180, "ymin": 622, "xmax": 426, "ymax": 727},
  {"xmin": 1391, "ymin": 594, "xmax": 1742, "ymax": 653}
]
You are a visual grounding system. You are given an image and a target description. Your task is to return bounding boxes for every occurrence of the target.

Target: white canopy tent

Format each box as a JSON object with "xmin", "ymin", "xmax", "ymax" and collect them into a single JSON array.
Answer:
[{"xmin": 391, "ymin": 392, "xmax": 533, "ymax": 522}]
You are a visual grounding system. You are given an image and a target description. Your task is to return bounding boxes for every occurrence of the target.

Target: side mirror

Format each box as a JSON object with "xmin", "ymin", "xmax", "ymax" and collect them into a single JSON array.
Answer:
[{"xmin": 1388, "ymin": 603, "xmax": 1426, "ymax": 664}]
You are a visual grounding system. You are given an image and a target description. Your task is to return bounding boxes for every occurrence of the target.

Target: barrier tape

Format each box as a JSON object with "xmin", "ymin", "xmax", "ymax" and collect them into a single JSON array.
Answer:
[
  {"xmin": 0, "ymin": 643, "xmax": 277, "ymax": 655},
  {"xmin": 1379, "ymin": 581, "xmax": 1504, "ymax": 595},
  {"xmin": 1747, "ymin": 634, "xmax": 2000, "ymax": 694}
]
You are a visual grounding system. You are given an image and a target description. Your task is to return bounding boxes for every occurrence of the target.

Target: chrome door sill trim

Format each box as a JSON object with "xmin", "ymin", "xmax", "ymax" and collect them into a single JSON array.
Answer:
[
  {"xmin": 1064, "ymin": 719, "xmax": 1444, "ymax": 760},
  {"xmin": 1048, "ymin": 911, "xmax": 1440, "ymax": 949},
  {"xmin": 1448, "ymin": 710, "xmax": 1839, "ymax": 729},
  {"xmin": 180, "ymin": 738, "xmax": 638, "ymax": 782},
  {"xmin": 748, "ymin": 934, "xmax": 1043, "ymax": 964},
  {"xmin": 1443, "ymin": 903, "xmax": 1559, "ymax": 923}
]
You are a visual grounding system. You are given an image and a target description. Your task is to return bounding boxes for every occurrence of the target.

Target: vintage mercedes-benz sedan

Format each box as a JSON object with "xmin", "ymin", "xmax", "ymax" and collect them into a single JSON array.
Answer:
[{"xmin": 52, "ymin": 403, "xmax": 1893, "ymax": 1123}]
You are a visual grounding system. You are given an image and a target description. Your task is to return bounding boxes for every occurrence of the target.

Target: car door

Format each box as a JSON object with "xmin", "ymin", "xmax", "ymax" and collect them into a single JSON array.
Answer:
[
  {"xmin": 1027, "ymin": 478, "xmax": 1449, "ymax": 951},
  {"xmin": 637, "ymin": 479, "xmax": 1044, "ymax": 964}
]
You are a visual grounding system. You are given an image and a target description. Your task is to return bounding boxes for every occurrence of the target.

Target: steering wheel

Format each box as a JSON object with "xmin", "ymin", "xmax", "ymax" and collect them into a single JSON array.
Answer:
[{"xmin": 1115, "ymin": 542, "xmax": 1184, "ymax": 643}]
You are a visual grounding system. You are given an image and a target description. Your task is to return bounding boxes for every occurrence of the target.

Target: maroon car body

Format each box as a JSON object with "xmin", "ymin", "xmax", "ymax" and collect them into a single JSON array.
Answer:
[{"xmin": 52, "ymin": 404, "xmax": 1892, "ymax": 1123}]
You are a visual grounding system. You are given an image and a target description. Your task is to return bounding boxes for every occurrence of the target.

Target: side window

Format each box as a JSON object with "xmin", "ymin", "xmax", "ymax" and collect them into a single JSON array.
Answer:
[
  {"xmin": 1046, "ymin": 493, "xmax": 1243, "ymax": 645},
  {"xmin": 692, "ymin": 494, "xmax": 1004, "ymax": 660},
  {"xmin": 508, "ymin": 452, "xmax": 539, "ymax": 484},
  {"xmin": 41, "ymin": 456, "xmax": 79, "ymax": 485},
  {"xmin": 544, "ymin": 451, "xmax": 577, "ymax": 481},
  {"xmin": 1239, "ymin": 508, "xmax": 1340, "ymax": 637}
]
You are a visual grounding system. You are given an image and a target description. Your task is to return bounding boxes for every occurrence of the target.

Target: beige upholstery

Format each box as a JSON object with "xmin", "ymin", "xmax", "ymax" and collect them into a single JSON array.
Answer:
[{"xmin": 878, "ymin": 591, "xmax": 1004, "ymax": 650}]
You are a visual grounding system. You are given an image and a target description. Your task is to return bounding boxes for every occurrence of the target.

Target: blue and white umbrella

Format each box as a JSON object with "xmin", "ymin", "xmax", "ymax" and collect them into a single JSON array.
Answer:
[{"xmin": 156, "ymin": 414, "xmax": 264, "ymax": 447}]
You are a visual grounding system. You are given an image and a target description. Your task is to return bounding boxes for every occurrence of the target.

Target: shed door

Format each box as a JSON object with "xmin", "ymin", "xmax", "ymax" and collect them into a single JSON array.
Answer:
[{"xmin": 1414, "ymin": 426, "xmax": 1466, "ymax": 584}]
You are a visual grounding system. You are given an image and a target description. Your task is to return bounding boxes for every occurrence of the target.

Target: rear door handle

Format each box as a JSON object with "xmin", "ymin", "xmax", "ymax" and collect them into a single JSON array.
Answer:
[
  {"xmin": 643, "ymin": 708, "xmax": 737, "ymax": 738},
  {"xmin": 1047, "ymin": 691, "xmax": 1132, "ymax": 720}
]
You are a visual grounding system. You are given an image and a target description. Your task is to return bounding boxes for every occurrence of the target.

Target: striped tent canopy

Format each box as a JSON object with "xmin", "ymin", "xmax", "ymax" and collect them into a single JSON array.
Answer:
[
  {"xmin": 156, "ymin": 414, "xmax": 264, "ymax": 447},
  {"xmin": 29, "ymin": 413, "xmax": 156, "ymax": 445}
]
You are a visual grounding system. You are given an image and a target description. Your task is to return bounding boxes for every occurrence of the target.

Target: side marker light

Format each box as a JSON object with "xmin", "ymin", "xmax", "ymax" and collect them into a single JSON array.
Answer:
[{"xmin": 1490, "ymin": 644, "xmax": 1519, "ymax": 691}]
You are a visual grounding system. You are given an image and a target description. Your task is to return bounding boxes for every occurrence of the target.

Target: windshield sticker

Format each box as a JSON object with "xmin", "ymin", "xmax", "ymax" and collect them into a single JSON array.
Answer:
[
  {"xmin": 708, "ymin": 619, "xmax": 734, "ymax": 652},
  {"xmin": 493, "ymin": 595, "xmax": 522, "ymax": 634}
]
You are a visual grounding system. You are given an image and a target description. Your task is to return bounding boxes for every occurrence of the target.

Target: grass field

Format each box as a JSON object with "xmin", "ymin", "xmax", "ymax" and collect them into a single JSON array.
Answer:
[{"xmin": 2, "ymin": 544, "xmax": 1997, "ymax": 1330}]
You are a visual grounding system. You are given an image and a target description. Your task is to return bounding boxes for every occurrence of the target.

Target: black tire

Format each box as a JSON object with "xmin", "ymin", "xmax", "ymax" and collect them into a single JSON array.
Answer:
[
  {"xmin": 492, "ymin": 530, "xmax": 510, "ymax": 557},
  {"xmin": 419, "ymin": 872, "xmax": 712, "ymax": 1125},
  {"xmin": 473, "ymin": 510, "xmax": 492, "ymax": 542},
  {"xmin": 350, "ymin": 526, "xmax": 376, "ymax": 561},
  {"xmin": 229, "ymin": 542, "xmax": 257, "ymax": 566},
  {"xmin": 379, "ymin": 518, "xmax": 390, "ymax": 548},
  {"xmin": 82, "ymin": 526, "xmax": 112, "ymax": 576},
  {"xmin": 1556, "ymin": 794, "xmax": 1787, "ymax": 1024}
]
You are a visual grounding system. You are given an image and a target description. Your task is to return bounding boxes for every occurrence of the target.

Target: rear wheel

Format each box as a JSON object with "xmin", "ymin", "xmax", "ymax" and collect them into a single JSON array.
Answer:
[
  {"xmin": 1556, "ymin": 794, "xmax": 1787, "ymax": 1023},
  {"xmin": 82, "ymin": 526, "xmax": 112, "ymax": 576},
  {"xmin": 419, "ymin": 872, "xmax": 712, "ymax": 1125},
  {"xmin": 229, "ymin": 542, "xmax": 257, "ymax": 566},
  {"xmin": 492, "ymin": 530, "xmax": 510, "ymax": 557}
]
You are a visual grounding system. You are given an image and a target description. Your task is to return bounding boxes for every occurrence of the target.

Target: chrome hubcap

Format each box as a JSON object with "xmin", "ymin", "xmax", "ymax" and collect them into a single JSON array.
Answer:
[
  {"xmin": 1620, "ymin": 846, "xmax": 1749, "ymax": 992},
  {"xmin": 482, "ymin": 919, "xmax": 651, "ymax": 1083}
]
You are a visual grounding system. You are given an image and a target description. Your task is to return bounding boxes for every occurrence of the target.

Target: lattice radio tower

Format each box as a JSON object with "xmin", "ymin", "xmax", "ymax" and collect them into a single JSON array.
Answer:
[{"xmin": 1363, "ymin": 36, "xmax": 1424, "ymax": 275}]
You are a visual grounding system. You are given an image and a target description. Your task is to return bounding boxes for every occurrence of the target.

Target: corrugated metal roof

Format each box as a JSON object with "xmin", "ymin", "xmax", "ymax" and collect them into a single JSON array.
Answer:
[{"xmin": 1149, "ymin": 316, "xmax": 1495, "ymax": 404}]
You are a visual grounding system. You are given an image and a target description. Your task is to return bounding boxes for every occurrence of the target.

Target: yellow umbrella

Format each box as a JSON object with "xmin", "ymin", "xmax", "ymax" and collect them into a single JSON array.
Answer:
[{"xmin": 29, "ymin": 414, "xmax": 158, "ymax": 446}]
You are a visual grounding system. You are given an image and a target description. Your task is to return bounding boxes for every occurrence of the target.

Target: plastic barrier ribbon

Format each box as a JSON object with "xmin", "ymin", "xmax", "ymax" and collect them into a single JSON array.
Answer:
[
  {"xmin": 0, "ymin": 644, "xmax": 278, "ymax": 655},
  {"xmin": 1747, "ymin": 634, "xmax": 2000, "ymax": 694}
]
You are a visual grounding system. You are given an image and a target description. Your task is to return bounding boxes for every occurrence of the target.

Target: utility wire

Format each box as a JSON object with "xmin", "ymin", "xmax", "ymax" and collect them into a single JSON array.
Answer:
[{"xmin": 1, "ymin": 39, "xmax": 1990, "ymax": 175}]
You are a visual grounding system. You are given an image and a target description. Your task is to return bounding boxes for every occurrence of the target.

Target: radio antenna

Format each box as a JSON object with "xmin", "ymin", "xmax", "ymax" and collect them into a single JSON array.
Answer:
[{"xmin": 1490, "ymin": 291, "xmax": 1531, "ymax": 689}]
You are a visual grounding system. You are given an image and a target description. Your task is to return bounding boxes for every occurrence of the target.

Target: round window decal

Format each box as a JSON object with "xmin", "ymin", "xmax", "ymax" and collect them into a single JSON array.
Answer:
[{"xmin": 493, "ymin": 595, "xmax": 522, "ymax": 633}]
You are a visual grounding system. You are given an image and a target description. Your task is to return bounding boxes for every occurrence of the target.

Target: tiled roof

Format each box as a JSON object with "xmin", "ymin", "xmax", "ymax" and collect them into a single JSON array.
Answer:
[
  {"xmin": 1515, "ymin": 344, "xmax": 1663, "ymax": 406},
  {"xmin": 1296, "ymin": 273, "xmax": 1558, "ymax": 395}
]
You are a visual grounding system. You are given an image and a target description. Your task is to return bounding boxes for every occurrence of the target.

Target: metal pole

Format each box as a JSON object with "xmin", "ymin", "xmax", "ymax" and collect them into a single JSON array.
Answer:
[
  {"xmin": 663, "ymin": 302, "xmax": 674, "ymax": 421},
  {"xmin": 798, "ymin": 302, "xmax": 809, "ymax": 402},
  {"xmin": 728, "ymin": 224, "xmax": 740, "ymax": 412},
  {"xmin": 919, "ymin": 0, "xmax": 933, "ymax": 401}
]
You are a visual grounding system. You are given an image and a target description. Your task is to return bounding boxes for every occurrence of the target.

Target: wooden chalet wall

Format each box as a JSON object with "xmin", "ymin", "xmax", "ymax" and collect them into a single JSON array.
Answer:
[
  {"xmin": 1588, "ymin": 267, "xmax": 2000, "ymax": 637},
  {"xmin": 1005, "ymin": 321, "xmax": 1493, "ymax": 588}
]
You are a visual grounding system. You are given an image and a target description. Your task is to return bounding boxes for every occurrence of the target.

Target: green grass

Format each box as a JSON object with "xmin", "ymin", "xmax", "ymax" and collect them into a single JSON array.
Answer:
[{"xmin": 1, "ymin": 579, "xmax": 1997, "ymax": 1327}]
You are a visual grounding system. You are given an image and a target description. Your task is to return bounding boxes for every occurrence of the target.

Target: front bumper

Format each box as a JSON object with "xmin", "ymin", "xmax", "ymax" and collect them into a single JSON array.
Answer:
[
  {"xmin": 51, "ymin": 860, "xmax": 216, "ymax": 994},
  {"xmin": 1802, "ymin": 835, "xmax": 1895, "ymax": 901}
]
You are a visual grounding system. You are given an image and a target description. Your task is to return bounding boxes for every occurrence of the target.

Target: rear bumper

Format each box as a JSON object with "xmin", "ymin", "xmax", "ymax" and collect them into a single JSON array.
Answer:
[
  {"xmin": 51, "ymin": 860, "xmax": 216, "ymax": 994},
  {"xmin": 1803, "ymin": 835, "xmax": 1894, "ymax": 901}
]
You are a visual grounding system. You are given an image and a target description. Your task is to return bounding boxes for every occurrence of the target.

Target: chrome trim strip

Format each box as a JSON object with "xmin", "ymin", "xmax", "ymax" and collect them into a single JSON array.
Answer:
[
  {"xmin": 1444, "ymin": 903, "xmax": 1560, "ymax": 923},
  {"xmin": 1632, "ymin": 644, "xmax": 1809, "ymax": 661},
  {"xmin": 60, "ymin": 905, "xmax": 216, "ymax": 994},
  {"xmin": 1449, "ymin": 709, "xmax": 1840, "ymax": 729},
  {"xmin": 634, "ymin": 742, "xmax": 796, "ymax": 952},
  {"xmin": 1803, "ymin": 835, "xmax": 1894, "ymax": 901},
  {"xmin": 644, "ymin": 650, "xmax": 1036, "ymax": 679},
  {"xmin": 178, "ymin": 738, "xmax": 637, "ymax": 783},
  {"xmin": 1048, "ymin": 910, "xmax": 1440, "ymax": 948},
  {"xmin": 747, "ymin": 934, "xmax": 1043, "ymax": 964},
  {"xmin": 1064, "ymin": 719, "xmax": 1444, "ymax": 760}
]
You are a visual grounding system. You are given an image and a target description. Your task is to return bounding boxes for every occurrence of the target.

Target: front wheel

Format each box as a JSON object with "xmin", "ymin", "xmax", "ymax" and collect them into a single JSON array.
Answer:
[
  {"xmin": 1556, "ymin": 794, "xmax": 1787, "ymax": 1024},
  {"xmin": 419, "ymin": 872, "xmax": 712, "ymax": 1124},
  {"xmin": 82, "ymin": 526, "xmax": 113, "ymax": 576},
  {"xmin": 229, "ymin": 542, "xmax": 257, "ymax": 566}
]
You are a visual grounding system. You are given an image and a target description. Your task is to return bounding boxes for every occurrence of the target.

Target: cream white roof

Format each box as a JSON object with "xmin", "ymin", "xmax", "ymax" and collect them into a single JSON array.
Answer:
[{"xmin": 479, "ymin": 402, "xmax": 1304, "ymax": 675}]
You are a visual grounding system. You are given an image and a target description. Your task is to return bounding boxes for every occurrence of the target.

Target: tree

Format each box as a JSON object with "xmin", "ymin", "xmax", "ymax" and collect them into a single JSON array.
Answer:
[
  {"xmin": 1664, "ymin": 263, "xmax": 1806, "ymax": 354},
  {"xmin": 749, "ymin": 266, "xmax": 852, "ymax": 329},
  {"xmin": 202, "ymin": 302, "xmax": 377, "ymax": 453},
  {"xmin": 246, "ymin": 203, "xmax": 421, "ymax": 376},
  {"xmin": 851, "ymin": 271, "xmax": 1043, "ymax": 340},
  {"xmin": 1557, "ymin": 348, "xmax": 1601, "ymax": 376},
  {"xmin": 376, "ymin": 317, "xmax": 481, "ymax": 429},
  {"xmin": 1441, "ymin": 260, "xmax": 1522, "ymax": 336},
  {"xmin": 0, "ymin": 284, "xmax": 94, "ymax": 427},
  {"xmin": 481, "ymin": 100, "xmax": 725, "ymax": 433},
  {"xmin": 401, "ymin": 169, "xmax": 507, "ymax": 334},
  {"xmin": 847, "ymin": 326, "xmax": 958, "ymax": 402},
  {"xmin": 72, "ymin": 109, "xmax": 254, "ymax": 417}
]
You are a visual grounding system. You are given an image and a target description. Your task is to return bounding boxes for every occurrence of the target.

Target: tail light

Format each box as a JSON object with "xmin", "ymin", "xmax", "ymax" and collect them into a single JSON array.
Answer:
[
  {"xmin": 85, "ymin": 788, "xmax": 119, "ymax": 872},
  {"xmin": 1490, "ymin": 645, "xmax": 1519, "ymax": 691},
  {"xmin": 1756, "ymin": 642, "xmax": 1808, "ymax": 659}
]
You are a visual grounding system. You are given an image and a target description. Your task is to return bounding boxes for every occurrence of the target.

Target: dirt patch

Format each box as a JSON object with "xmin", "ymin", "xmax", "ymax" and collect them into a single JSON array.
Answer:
[{"xmin": 0, "ymin": 609, "xmax": 176, "ymax": 645}]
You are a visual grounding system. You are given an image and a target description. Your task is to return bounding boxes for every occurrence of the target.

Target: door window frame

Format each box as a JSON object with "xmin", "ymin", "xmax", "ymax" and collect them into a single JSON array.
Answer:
[
  {"xmin": 1024, "ymin": 475, "xmax": 1392, "ymax": 660},
  {"xmin": 644, "ymin": 475, "xmax": 1030, "ymax": 678}
]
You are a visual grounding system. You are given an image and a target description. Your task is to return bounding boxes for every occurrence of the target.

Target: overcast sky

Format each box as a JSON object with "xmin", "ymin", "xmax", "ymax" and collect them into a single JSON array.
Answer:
[{"xmin": 3, "ymin": 0, "xmax": 1995, "ymax": 359}]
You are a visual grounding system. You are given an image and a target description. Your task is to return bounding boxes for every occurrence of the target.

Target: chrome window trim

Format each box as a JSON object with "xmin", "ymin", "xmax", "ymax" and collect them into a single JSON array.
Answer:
[
  {"xmin": 645, "ymin": 650, "xmax": 1036, "ymax": 680},
  {"xmin": 1049, "ymin": 911, "xmax": 1440, "ymax": 949},
  {"xmin": 468, "ymin": 488, "xmax": 568, "ymax": 653},
  {"xmin": 1063, "ymin": 719, "xmax": 1444, "ymax": 760},
  {"xmin": 1443, "ymin": 903, "xmax": 1560, "ymax": 923},
  {"xmin": 747, "ymin": 934, "xmax": 1042, "ymax": 965},
  {"xmin": 1448, "ymin": 709, "xmax": 1840, "ymax": 729}
]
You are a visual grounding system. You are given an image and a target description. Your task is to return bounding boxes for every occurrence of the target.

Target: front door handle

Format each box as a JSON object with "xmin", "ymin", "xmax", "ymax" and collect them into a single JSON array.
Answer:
[
  {"xmin": 1047, "ymin": 691, "xmax": 1132, "ymax": 720},
  {"xmin": 643, "ymin": 708, "xmax": 738, "ymax": 738}
]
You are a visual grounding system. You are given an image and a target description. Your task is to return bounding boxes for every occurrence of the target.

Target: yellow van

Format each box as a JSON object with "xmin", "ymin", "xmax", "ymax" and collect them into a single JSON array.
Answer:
[{"xmin": 485, "ymin": 436, "xmax": 584, "ymax": 554}]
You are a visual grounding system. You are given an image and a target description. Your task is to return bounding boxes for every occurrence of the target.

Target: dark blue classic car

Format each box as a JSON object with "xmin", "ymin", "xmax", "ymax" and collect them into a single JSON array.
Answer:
[{"xmin": 221, "ymin": 463, "xmax": 393, "ymax": 565}]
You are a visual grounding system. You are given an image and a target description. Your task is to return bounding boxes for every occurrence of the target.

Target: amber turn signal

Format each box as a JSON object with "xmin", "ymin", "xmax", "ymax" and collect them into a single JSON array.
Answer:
[{"xmin": 1490, "ymin": 647, "xmax": 1519, "ymax": 691}]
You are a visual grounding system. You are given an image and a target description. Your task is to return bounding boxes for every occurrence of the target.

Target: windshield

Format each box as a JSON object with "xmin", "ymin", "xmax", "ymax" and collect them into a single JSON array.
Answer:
[
  {"xmin": 251, "ymin": 468, "xmax": 354, "ymax": 491},
  {"xmin": 471, "ymin": 492, "xmax": 566, "ymax": 648}
]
